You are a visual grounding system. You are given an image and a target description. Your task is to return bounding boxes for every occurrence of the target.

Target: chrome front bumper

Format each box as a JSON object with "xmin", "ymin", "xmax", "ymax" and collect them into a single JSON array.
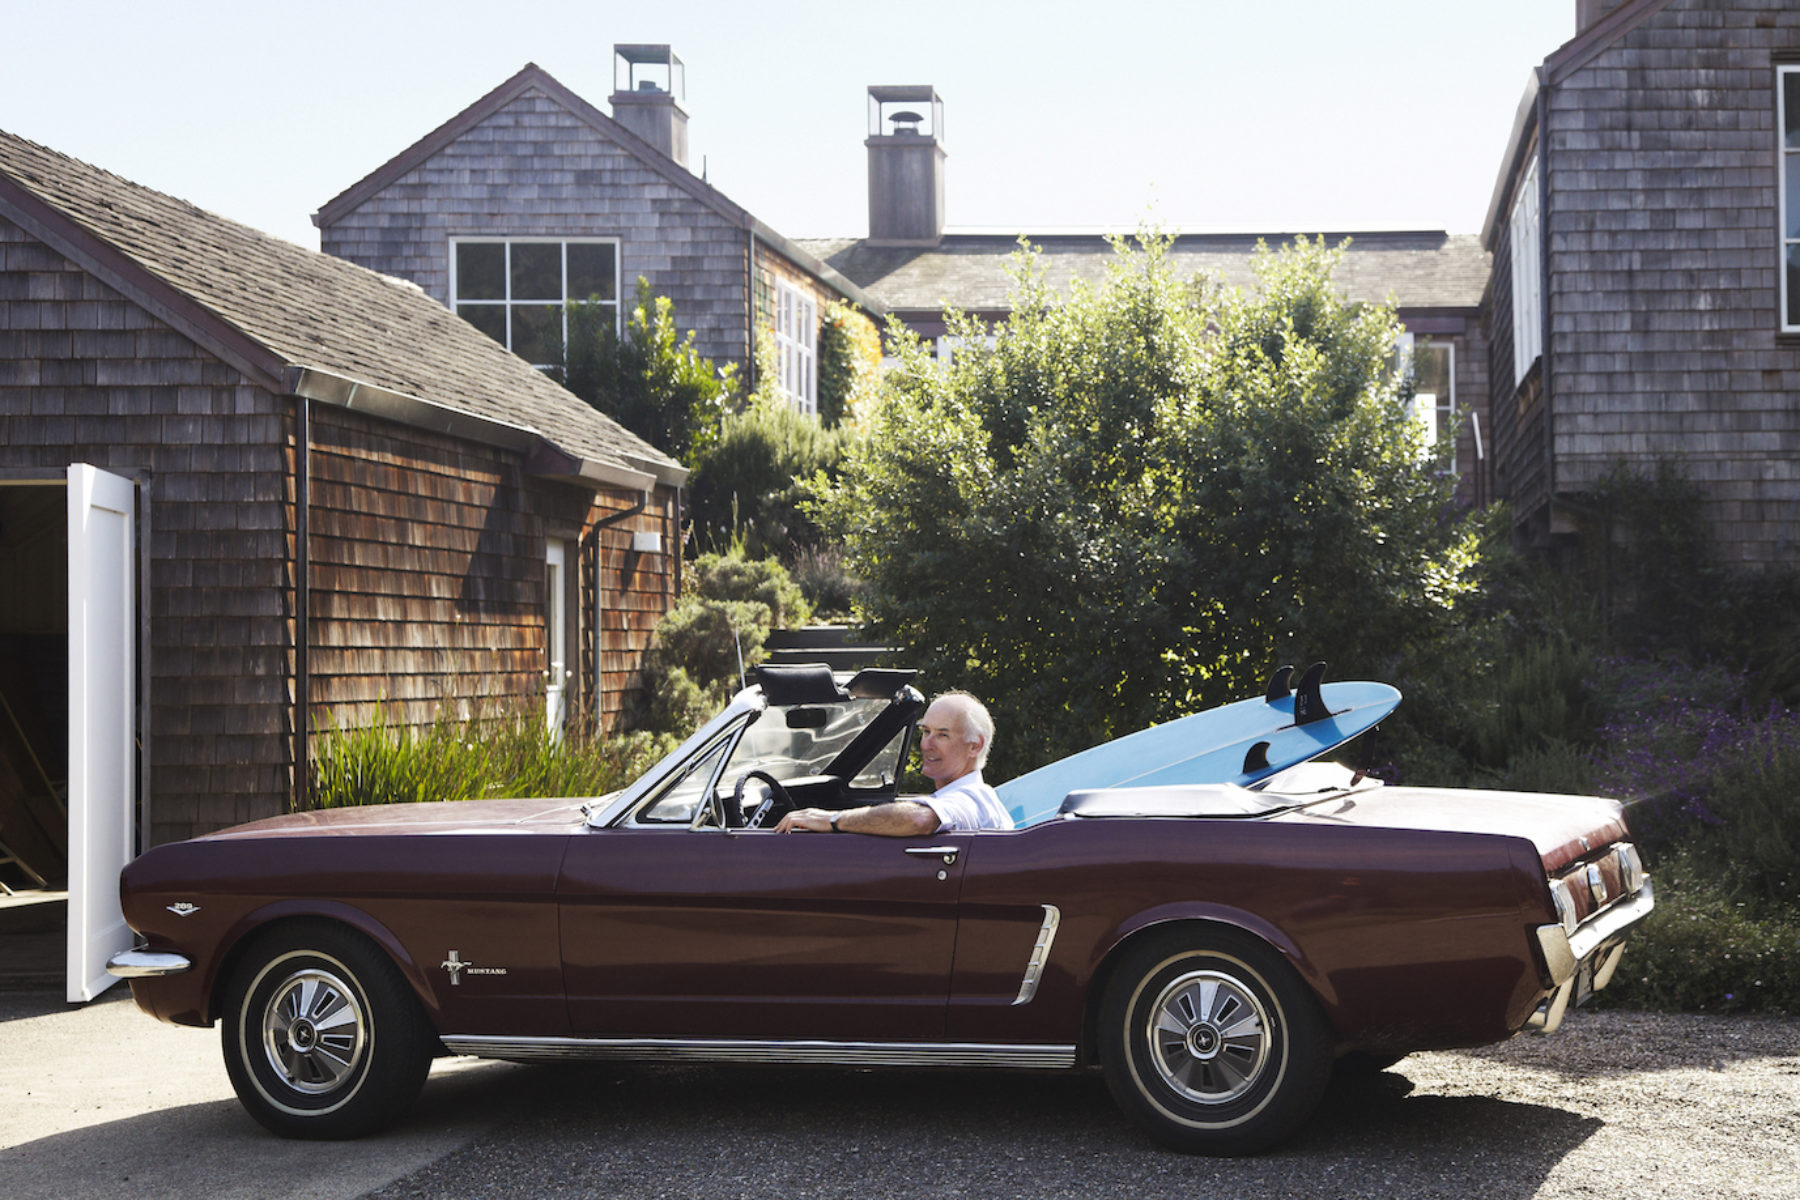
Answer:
[
  {"xmin": 106, "ymin": 948, "xmax": 193, "ymax": 978},
  {"xmin": 1526, "ymin": 878, "xmax": 1655, "ymax": 1034}
]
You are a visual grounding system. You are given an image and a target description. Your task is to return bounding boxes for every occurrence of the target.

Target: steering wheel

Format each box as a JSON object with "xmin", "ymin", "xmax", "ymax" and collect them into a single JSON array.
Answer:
[{"xmin": 731, "ymin": 770, "xmax": 795, "ymax": 829}]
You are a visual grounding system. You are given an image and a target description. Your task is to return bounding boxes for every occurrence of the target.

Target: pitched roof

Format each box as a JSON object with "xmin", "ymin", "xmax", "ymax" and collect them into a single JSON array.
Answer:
[
  {"xmin": 1479, "ymin": 0, "xmax": 1679, "ymax": 248},
  {"xmin": 796, "ymin": 230, "xmax": 1491, "ymax": 316},
  {"xmin": 312, "ymin": 63, "xmax": 882, "ymax": 316},
  {"xmin": 0, "ymin": 127, "xmax": 684, "ymax": 488}
]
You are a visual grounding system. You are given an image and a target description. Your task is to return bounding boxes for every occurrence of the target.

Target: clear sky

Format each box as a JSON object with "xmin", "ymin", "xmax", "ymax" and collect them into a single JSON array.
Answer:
[{"xmin": 3, "ymin": 0, "xmax": 1575, "ymax": 250}]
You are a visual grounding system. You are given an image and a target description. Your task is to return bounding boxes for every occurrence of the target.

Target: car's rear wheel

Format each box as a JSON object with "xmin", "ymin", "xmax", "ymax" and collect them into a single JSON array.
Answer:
[
  {"xmin": 221, "ymin": 922, "xmax": 432, "ymax": 1139},
  {"xmin": 1100, "ymin": 928, "xmax": 1331, "ymax": 1155}
]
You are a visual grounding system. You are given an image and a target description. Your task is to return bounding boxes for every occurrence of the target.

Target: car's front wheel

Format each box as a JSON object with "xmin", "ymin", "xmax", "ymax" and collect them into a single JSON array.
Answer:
[
  {"xmin": 1100, "ymin": 928, "xmax": 1331, "ymax": 1155},
  {"xmin": 221, "ymin": 921, "xmax": 433, "ymax": 1139}
]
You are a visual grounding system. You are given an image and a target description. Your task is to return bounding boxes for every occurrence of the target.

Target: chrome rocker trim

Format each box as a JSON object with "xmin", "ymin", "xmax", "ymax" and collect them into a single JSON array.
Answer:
[
  {"xmin": 1012, "ymin": 904, "xmax": 1062, "ymax": 1006},
  {"xmin": 105, "ymin": 949, "xmax": 193, "ymax": 978},
  {"xmin": 439, "ymin": 1036, "xmax": 1077, "ymax": 1070},
  {"xmin": 1527, "ymin": 877, "xmax": 1655, "ymax": 1035}
]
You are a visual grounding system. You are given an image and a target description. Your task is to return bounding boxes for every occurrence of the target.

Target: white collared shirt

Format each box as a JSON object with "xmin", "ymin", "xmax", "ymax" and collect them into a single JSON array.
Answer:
[{"xmin": 921, "ymin": 770, "xmax": 1015, "ymax": 832}]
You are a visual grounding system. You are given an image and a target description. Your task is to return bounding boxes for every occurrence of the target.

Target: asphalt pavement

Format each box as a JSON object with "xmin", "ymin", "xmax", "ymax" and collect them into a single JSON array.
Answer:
[{"xmin": 4, "ymin": 989, "xmax": 1797, "ymax": 1200}]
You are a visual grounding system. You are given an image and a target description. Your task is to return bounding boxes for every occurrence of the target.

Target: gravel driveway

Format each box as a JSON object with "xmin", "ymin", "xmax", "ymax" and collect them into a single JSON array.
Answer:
[{"xmin": 363, "ymin": 1009, "xmax": 1800, "ymax": 1200}]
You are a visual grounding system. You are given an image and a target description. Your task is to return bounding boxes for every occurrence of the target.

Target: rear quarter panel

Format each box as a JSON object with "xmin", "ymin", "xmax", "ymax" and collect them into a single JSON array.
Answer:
[
  {"xmin": 119, "ymin": 832, "xmax": 569, "ymax": 1034},
  {"xmin": 951, "ymin": 818, "xmax": 1548, "ymax": 1054}
]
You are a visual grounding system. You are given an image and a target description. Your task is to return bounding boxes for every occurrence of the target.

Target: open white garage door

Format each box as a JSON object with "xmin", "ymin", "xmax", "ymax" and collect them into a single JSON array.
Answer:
[{"xmin": 66, "ymin": 464, "xmax": 136, "ymax": 1002}]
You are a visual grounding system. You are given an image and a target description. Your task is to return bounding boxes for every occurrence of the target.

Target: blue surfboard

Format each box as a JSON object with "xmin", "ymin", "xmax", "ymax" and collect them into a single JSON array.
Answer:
[{"xmin": 997, "ymin": 665, "xmax": 1400, "ymax": 826}]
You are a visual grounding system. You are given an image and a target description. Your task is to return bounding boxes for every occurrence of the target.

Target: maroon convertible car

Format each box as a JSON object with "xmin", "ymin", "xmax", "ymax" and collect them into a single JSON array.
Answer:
[{"xmin": 108, "ymin": 665, "xmax": 1653, "ymax": 1154}]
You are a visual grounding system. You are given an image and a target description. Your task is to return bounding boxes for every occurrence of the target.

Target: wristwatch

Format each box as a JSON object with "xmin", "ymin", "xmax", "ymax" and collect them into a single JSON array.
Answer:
[{"xmin": 829, "ymin": 811, "xmax": 842, "ymax": 832}]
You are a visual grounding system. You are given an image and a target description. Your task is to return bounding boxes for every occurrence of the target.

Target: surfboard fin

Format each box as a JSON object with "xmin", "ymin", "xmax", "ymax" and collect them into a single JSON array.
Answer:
[
  {"xmin": 1242, "ymin": 740, "xmax": 1272, "ymax": 773},
  {"xmin": 1263, "ymin": 665, "xmax": 1294, "ymax": 704},
  {"xmin": 1294, "ymin": 662, "xmax": 1334, "ymax": 725}
]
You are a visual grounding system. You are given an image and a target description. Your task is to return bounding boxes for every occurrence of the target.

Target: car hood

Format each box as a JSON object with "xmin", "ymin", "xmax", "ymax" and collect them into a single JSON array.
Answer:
[
  {"xmin": 1276, "ymin": 784, "xmax": 1629, "ymax": 872},
  {"xmin": 195, "ymin": 795, "xmax": 596, "ymax": 840}
]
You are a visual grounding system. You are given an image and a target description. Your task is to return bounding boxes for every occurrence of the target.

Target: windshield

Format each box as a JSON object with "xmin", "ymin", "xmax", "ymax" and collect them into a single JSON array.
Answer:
[{"xmin": 723, "ymin": 697, "xmax": 904, "ymax": 787}]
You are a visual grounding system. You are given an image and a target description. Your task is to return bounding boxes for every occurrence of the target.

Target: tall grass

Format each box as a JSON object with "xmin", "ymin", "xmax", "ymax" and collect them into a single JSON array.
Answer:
[{"xmin": 309, "ymin": 703, "xmax": 675, "ymax": 809}]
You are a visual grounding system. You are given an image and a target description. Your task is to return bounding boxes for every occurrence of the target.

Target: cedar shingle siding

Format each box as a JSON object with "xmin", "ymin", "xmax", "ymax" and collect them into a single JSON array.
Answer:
[
  {"xmin": 320, "ymin": 89, "xmax": 752, "ymax": 368},
  {"xmin": 1, "ymin": 215, "xmax": 291, "ymax": 845},
  {"xmin": 1492, "ymin": 0, "xmax": 1800, "ymax": 566},
  {"xmin": 1, "ymin": 128, "xmax": 685, "ymax": 849}
]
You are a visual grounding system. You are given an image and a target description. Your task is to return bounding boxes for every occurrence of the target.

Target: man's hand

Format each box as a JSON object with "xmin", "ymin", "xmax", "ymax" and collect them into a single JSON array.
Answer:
[{"xmin": 774, "ymin": 808, "xmax": 834, "ymax": 834}]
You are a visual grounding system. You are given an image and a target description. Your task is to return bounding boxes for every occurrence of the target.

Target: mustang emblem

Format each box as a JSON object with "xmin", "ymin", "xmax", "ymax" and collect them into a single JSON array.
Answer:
[
  {"xmin": 166, "ymin": 902, "xmax": 200, "ymax": 917},
  {"xmin": 441, "ymin": 950, "xmax": 507, "ymax": 986}
]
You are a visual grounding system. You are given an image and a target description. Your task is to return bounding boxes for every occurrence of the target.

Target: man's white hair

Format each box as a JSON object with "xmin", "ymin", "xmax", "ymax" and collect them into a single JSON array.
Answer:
[{"xmin": 932, "ymin": 690, "xmax": 995, "ymax": 770}]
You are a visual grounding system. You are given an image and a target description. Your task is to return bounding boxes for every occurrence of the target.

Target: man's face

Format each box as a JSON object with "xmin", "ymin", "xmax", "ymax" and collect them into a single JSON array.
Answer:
[{"xmin": 918, "ymin": 700, "xmax": 980, "ymax": 787}]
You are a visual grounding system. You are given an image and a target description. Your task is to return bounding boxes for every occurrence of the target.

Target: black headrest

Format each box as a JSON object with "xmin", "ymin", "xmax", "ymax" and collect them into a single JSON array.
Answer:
[{"xmin": 754, "ymin": 664, "xmax": 850, "ymax": 706}]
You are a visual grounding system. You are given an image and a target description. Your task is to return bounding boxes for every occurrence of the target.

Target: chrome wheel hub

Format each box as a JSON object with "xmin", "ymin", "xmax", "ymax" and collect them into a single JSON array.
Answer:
[
  {"xmin": 1148, "ymin": 968, "xmax": 1271, "ymax": 1103},
  {"xmin": 261, "ymin": 967, "xmax": 367, "ymax": 1095}
]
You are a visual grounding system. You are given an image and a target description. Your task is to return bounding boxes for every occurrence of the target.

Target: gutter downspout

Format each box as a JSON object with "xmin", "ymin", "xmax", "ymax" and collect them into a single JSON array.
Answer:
[
  {"xmin": 585, "ymin": 490, "xmax": 653, "ymax": 729},
  {"xmin": 293, "ymin": 395, "xmax": 311, "ymax": 811},
  {"xmin": 746, "ymin": 226, "xmax": 758, "ymax": 390},
  {"xmin": 1536, "ymin": 66, "xmax": 1555, "ymax": 516}
]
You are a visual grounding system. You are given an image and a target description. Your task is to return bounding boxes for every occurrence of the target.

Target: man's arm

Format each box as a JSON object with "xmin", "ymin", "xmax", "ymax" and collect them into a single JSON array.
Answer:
[{"xmin": 775, "ymin": 802, "xmax": 940, "ymax": 836}]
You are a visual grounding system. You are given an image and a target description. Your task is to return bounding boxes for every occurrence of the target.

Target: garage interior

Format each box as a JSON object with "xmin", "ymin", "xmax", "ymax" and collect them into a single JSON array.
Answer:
[{"xmin": 0, "ymin": 482, "xmax": 70, "ymax": 990}]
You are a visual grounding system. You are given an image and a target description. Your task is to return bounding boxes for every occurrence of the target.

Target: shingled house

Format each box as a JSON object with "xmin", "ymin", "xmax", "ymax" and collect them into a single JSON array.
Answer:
[
  {"xmin": 800, "ymin": 88, "xmax": 1496, "ymax": 505},
  {"xmin": 1484, "ymin": 0, "xmax": 1800, "ymax": 566},
  {"xmin": 0, "ymin": 129, "xmax": 685, "ymax": 993},
  {"xmin": 314, "ymin": 53, "xmax": 882, "ymax": 419}
]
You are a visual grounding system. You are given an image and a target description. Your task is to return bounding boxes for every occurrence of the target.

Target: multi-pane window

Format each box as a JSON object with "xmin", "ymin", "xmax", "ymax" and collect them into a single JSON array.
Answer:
[
  {"xmin": 1395, "ymin": 334, "xmax": 1457, "ymax": 470},
  {"xmin": 1781, "ymin": 67, "xmax": 1800, "ymax": 330},
  {"xmin": 1508, "ymin": 156, "xmax": 1543, "ymax": 383},
  {"xmin": 451, "ymin": 239, "xmax": 619, "ymax": 370},
  {"xmin": 1412, "ymin": 339, "xmax": 1457, "ymax": 472},
  {"xmin": 774, "ymin": 279, "xmax": 818, "ymax": 416}
]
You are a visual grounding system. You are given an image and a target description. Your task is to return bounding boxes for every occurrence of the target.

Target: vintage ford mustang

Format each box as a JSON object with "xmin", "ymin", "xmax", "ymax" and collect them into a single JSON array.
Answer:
[{"xmin": 109, "ymin": 665, "xmax": 1653, "ymax": 1154}]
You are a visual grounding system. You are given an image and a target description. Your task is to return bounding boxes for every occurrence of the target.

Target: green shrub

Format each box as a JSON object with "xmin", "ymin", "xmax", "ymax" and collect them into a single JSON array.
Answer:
[
  {"xmin": 562, "ymin": 279, "xmax": 735, "ymax": 462},
  {"xmin": 638, "ymin": 549, "xmax": 811, "ymax": 736},
  {"xmin": 690, "ymin": 550, "xmax": 812, "ymax": 629},
  {"xmin": 687, "ymin": 390, "xmax": 849, "ymax": 558},
  {"xmin": 1471, "ymin": 738, "xmax": 1595, "ymax": 794},
  {"xmin": 652, "ymin": 597, "xmax": 772, "ymax": 692},
  {"xmin": 1597, "ymin": 850, "xmax": 1800, "ymax": 1015},
  {"xmin": 310, "ymin": 703, "xmax": 669, "ymax": 808},
  {"xmin": 789, "ymin": 544, "xmax": 864, "ymax": 619}
]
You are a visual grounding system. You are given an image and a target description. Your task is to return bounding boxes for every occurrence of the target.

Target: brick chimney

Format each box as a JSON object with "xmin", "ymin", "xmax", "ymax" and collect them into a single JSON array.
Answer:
[
  {"xmin": 611, "ymin": 44, "xmax": 689, "ymax": 168},
  {"xmin": 866, "ymin": 86, "xmax": 945, "ymax": 245}
]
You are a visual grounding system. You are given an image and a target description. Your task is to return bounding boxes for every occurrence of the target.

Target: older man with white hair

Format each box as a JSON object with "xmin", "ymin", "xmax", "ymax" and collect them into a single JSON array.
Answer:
[{"xmin": 775, "ymin": 691, "xmax": 1014, "ymax": 835}]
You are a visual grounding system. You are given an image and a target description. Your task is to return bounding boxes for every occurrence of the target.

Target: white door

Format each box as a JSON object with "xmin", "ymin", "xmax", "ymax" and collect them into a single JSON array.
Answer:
[
  {"xmin": 545, "ymin": 540, "xmax": 567, "ymax": 736},
  {"xmin": 66, "ymin": 464, "xmax": 136, "ymax": 1003}
]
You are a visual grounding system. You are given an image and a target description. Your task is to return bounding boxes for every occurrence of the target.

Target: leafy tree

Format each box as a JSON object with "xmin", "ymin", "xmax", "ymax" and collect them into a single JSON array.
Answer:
[
  {"xmin": 687, "ymin": 330, "xmax": 851, "ymax": 558},
  {"xmin": 813, "ymin": 234, "xmax": 1482, "ymax": 778},
  {"xmin": 562, "ymin": 278, "xmax": 735, "ymax": 462}
]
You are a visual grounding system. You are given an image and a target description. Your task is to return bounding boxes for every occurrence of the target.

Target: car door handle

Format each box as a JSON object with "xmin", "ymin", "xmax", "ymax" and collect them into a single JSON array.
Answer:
[{"xmin": 905, "ymin": 845, "xmax": 960, "ymax": 865}]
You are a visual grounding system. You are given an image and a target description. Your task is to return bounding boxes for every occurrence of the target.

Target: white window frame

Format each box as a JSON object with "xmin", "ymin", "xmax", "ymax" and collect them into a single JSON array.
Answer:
[
  {"xmin": 545, "ymin": 539, "xmax": 569, "ymax": 737},
  {"xmin": 449, "ymin": 237, "xmax": 621, "ymax": 370},
  {"xmin": 774, "ymin": 279, "xmax": 818, "ymax": 416},
  {"xmin": 1396, "ymin": 334, "xmax": 1458, "ymax": 471},
  {"xmin": 1508, "ymin": 155, "xmax": 1543, "ymax": 383},
  {"xmin": 1780, "ymin": 66, "xmax": 1800, "ymax": 332}
]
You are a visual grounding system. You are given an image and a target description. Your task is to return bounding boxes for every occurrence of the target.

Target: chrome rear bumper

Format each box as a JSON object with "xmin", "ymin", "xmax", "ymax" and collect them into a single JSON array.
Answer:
[{"xmin": 1527, "ymin": 877, "xmax": 1654, "ymax": 1034}]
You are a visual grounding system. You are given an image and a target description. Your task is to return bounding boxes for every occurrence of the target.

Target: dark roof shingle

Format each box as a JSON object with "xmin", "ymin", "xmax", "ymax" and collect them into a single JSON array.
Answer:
[
  {"xmin": 796, "ymin": 230, "xmax": 1491, "ymax": 316},
  {"xmin": 0, "ymin": 127, "xmax": 682, "ymax": 484}
]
